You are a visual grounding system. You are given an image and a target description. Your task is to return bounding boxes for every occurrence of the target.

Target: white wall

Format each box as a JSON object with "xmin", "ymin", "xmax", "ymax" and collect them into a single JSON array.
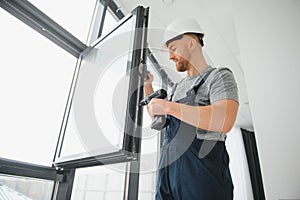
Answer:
[{"xmin": 233, "ymin": 0, "xmax": 300, "ymax": 199}]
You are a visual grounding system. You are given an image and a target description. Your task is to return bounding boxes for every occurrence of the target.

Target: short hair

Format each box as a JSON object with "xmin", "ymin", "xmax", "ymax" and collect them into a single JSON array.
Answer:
[{"xmin": 185, "ymin": 33, "xmax": 204, "ymax": 47}]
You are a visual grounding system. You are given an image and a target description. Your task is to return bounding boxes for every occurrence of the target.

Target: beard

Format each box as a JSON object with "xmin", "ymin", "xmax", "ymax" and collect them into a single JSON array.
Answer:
[
  {"xmin": 176, "ymin": 64, "xmax": 186, "ymax": 72},
  {"xmin": 175, "ymin": 57, "xmax": 188, "ymax": 72}
]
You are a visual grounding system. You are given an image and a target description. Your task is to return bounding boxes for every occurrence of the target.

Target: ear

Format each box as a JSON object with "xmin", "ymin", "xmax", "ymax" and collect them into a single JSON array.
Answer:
[{"xmin": 188, "ymin": 38, "xmax": 197, "ymax": 52}]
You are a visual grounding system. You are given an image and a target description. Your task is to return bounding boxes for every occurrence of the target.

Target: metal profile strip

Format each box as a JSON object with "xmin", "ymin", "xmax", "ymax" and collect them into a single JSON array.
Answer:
[
  {"xmin": 100, "ymin": 0, "xmax": 125, "ymax": 20},
  {"xmin": 0, "ymin": 158, "xmax": 64, "ymax": 182},
  {"xmin": 123, "ymin": 6, "xmax": 149, "ymax": 200}
]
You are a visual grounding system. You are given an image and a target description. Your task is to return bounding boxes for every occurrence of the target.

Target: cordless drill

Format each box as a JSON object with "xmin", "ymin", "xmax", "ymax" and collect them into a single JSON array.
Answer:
[{"xmin": 140, "ymin": 89, "xmax": 170, "ymax": 130}]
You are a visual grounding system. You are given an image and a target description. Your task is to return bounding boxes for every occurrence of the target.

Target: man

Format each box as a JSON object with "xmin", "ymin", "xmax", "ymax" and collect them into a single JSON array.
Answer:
[{"xmin": 144, "ymin": 18, "xmax": 239, "ymax": 199}]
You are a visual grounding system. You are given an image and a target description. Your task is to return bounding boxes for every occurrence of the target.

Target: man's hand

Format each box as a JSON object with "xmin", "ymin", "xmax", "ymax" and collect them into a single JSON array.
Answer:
[
  {"xmin": 144, "ymin": 71, "xmax": 154, "ymax": 85},
  {"xmin": 147, "ymin": 98, "xmax": 169, "ymax": 119},
  {"xmin": 143, "ymin": 71, "xmax": 154, "ymax": 97}
]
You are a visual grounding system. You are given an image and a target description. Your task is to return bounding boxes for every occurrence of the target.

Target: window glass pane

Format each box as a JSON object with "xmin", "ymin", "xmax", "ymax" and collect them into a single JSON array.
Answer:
[
  {"xmin": 58, "ymin": 15, "xmax": 136, "ymax": 160},
  {"xmin": 0, "ymin": 174, "xmax": 54, "ymax": 200},
  {"xmin": 101, "ymin": 9, "xmax": 118, "ymax": 36},
  {"xmin": 86, "ymin": 3, "xmax": 119, "ymax": 45},
  {"xmin": 71, "ymin": 163, "xmax": 126, "ymax": 200},
  {"xmin": 0, "ymin": 9, "xmax": 76, "ymax": 165},
  {"xmin": 28, "ymin": 0, "xmax": 96, "ymax": 43},
  {"xmin": 138, "ymin": 62, "xmax": 163, "ymax": 200}
]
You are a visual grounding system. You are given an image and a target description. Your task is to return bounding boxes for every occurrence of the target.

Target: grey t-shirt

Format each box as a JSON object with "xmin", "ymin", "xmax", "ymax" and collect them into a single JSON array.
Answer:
[{"xmin": 170, "ymin": 66, "xmax": 239, "ymax": 141}]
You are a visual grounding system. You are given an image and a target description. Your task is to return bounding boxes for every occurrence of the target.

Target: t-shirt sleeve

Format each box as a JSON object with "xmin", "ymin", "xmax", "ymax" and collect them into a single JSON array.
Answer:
[{"xmin": 209, "ymin": 68, "xmax": 239, "ymax": 104}]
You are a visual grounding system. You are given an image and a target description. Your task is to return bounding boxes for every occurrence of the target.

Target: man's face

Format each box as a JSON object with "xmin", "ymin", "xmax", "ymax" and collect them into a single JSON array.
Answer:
[{"xmin": 167, "ymin": 36, "xmax": 190, "ymax": 72}]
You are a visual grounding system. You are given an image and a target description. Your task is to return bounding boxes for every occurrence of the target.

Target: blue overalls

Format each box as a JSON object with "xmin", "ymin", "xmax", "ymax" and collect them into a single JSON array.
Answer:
[{"xmin": 155, "ymin": 70, "xmax": 234, "ymax": 200}]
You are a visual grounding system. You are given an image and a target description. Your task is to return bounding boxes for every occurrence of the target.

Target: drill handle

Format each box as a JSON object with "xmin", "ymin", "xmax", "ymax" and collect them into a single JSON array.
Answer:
[{"xmin": 151, "ymin": 115, "xmax": 171, "ymax": 130}]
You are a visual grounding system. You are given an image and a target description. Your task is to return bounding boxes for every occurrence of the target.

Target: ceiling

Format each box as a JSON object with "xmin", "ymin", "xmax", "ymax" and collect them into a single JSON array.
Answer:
[{"xmin": 116, "ymin": 0, "xmax": 253, "ymax": 130}]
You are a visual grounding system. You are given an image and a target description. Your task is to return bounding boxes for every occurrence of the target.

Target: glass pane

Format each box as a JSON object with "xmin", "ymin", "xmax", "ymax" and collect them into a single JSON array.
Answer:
[
  {"xmin": 101, "ymin": 9, "xmax": 118, "ymax": 37},
  {"xmin": 138, "ymin": 61, "xmax": 164, "ymax": 200},
  {"xmin": 28, "ymin": 0, "xmax": 96, "ymax": 43},
  {"xmin": 0, "ymin": 174, "xmax": 54, "ymax": 200},
  {"xmin": 59, "ymin": 15, "xmax": 136, "ymax": 159},
  {"xmin": 86, "ymin": 3, "xmax": 119, "ymax": 45},
  {"xmin": 71, "ymin": 163, "xmax": 127, "ymax": 200},
  {"xmin": 0, "ymin": 9, "xmax": 76, "ymax": 165}
]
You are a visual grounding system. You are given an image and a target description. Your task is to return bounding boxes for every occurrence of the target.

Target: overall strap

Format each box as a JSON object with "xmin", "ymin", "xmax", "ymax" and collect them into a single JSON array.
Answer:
[
  {"xmin": 168, "ymin": 83, "xmax": 178, "ymax": 101},
  {"xmin": 169, "ymin": 67, "xmax": 215, "ymax": 102},
  {"xmin": 192, "ymin": 67, "xmax": 215, "ymax": 94}
]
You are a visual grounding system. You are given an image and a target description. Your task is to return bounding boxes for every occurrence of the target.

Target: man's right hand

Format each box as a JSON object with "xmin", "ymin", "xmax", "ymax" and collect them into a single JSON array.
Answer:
[
  {"xmin": 144, "ymin": 71, "xmax": 154, "ymax": 85},
  {"xmin": 143, "ymin": 71, "xmax": 154, "ymax": 97}
]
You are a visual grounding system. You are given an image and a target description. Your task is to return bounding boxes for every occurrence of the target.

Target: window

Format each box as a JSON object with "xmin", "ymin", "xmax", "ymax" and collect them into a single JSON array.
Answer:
[
  {"xmin": 0, "ymin": 8, "xmax": 76, "ymax": 166},
  {"xmin": 54, "ymin": 7, "xmax": 149, "ymax": 170},
  {"xmin": 0, "ymin": 174, "xmax": 54, "ymax": 200},
  {"xmin": 1, "ymin": 2, "xmax": 155, "ymax": 199},
  {"xmin": 71, "ymin": 163, "xmax": 126, "ymax": 200},
  {"xmin": 56, "ymin": 15, "xmax": 135, "ymax": 161}
]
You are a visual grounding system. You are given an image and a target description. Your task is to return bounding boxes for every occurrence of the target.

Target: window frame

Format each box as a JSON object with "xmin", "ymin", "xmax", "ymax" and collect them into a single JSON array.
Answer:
[{"xmin": 53, "ymin": 6, "xmax": 149, "ymax": 170}]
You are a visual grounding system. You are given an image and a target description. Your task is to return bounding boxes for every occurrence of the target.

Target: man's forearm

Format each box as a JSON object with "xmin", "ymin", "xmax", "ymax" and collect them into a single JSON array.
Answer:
[{"xmin": 165, "ymin": 99, "xmax": 238, "ymax": 133}]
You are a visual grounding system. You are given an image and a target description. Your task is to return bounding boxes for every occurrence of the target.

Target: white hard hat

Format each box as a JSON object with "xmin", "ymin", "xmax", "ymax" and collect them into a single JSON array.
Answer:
[{"xmin": 164, "ymin": 18, "xmax": 204, "ymax": 46}]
